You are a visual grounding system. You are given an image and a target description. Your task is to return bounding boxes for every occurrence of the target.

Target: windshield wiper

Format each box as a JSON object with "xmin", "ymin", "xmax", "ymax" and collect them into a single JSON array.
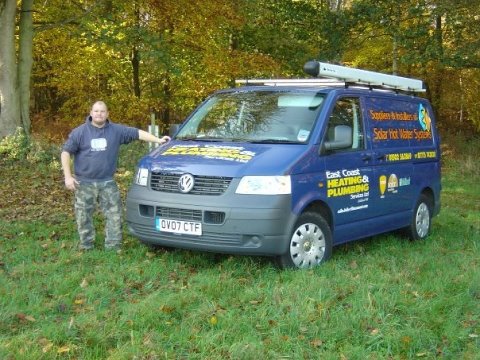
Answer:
[
  {"xmin": 252, "ymin": 139, "xmax": 300, "ymax": 144},
  {"xmin": 223, "ymin": 137, "xmax": 255, "ymax": 143},
  {"xmin": 176, "ymin": 136, "xmax": 223, "ymax": 142}
]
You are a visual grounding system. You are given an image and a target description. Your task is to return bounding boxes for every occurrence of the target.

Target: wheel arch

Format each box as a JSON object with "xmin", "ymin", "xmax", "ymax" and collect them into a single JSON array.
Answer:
[
  {"xmin": 419, "ymin": 186, "xmax": 435, "ymax": 209},
  {"xmin": 300, "ymin": 200, "xmax": 334, "ymax": 231},
  {"xmin": 285, "ymin": 199, "xmax": 334, "ymax": 256},
  {"xmin": 277, "ymin": 202, "xmax": 334, "ymax": 269}
]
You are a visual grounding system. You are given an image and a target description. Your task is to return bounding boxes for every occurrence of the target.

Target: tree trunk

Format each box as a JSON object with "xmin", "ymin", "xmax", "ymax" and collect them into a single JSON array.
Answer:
[
  {"xmin": 131, "ymin": 46, "xmax": 141, "ymax": 97},
  {"xmin": 131, "ymin": 2, "xmax": 141, "ymax": 98},
  {"xmin": 430, "ymin": 14, "xmax": 444, "ymax": 120},
  {"xmin": 392, "ymin": 35, "xmax": 398, "ymax": 75},
  {"xmin": 0, "ymin": 0, "xmax": 21, "ymax": 138},
  {"xmin": 18, "ymin": 0, "xmax": 34, "ymax": 135}
]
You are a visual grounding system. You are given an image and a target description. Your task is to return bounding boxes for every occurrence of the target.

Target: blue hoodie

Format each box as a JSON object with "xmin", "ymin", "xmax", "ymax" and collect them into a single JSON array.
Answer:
[{"xmin": 62, "ymin": 116, "xmax": 139, "ymax": 182}]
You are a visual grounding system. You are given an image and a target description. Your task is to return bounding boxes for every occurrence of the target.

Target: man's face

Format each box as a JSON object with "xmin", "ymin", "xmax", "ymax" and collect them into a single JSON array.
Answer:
[{"xmin": 90, "ymin": 103, "xmax": 109, "ymax": 128}]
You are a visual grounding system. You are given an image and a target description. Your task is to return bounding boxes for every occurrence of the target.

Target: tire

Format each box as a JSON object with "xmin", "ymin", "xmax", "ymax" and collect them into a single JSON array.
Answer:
[
  {"xmin": 405, "ymin": 194, "xmax": 432, "ymax": 241},
  {"xmin": 277, "ymin": 211, "xmax": 333, "ymax": 269}
]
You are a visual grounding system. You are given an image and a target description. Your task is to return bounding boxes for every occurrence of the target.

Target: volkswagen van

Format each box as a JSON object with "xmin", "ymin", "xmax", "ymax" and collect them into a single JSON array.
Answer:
[{"xmin": 126, "ymin": 62, "xmax": 441, "ymax": 269}]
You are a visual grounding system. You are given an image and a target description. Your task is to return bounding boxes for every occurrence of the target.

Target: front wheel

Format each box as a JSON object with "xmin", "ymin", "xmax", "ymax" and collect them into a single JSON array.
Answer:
[
  {"xmin": 404, "ymin": 194, "xmax": 432, "ymax": 241},
  {"xmin": 277, "ymin": 212, "xmax": 332, "ymax": 269}
]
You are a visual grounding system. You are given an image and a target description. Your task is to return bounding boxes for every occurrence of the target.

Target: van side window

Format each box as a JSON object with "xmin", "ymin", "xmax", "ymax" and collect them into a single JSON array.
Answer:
[{"xmin": 326, "ymin": 97, "xmax": 364, "ymax": 151}]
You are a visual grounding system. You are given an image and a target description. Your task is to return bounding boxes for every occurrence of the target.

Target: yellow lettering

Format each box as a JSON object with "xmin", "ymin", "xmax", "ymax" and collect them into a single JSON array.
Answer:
[{"xmin": 373, "ymin": 128, "xmax": 388, "ymax": 140}]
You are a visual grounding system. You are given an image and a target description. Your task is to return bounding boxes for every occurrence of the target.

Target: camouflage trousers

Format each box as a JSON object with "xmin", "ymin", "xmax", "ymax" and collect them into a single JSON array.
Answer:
[{"xmin": 74, "ymin": 180, "xmax": 122, "ymax": 250}]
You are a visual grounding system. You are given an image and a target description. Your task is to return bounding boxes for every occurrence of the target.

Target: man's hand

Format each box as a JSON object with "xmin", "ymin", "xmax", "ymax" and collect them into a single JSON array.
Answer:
[
  {"xmin": 65, "ymin": 175, "xmax": 79, "ymax": 191},
  {"xmin": 138, "ymin": 130, "xmax": 171, "ymax": 144},
  {"xmin": 158, "ymin": 135, "xmax": 171, "ymax": 144}
]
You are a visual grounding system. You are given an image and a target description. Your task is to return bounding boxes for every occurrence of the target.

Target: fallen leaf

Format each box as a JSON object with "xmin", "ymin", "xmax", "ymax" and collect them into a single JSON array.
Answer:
[
  {"xmin": 311, "ymin": 339, "xmax": 323, "ymax": 347},
  {"xmin": 68, "ymin": 317, "xmax": 74, "ymax": 330},
  {"xmin": 209, "ymin": 315, "xmax": 218, "ymax": 326},
  {"xmin": 16, "ymin": 313, "xmax": 27, "ymax": 321},
  {"xmin": 42, "ymin": 343, "xmax": 53, "ymax": 353},
  {"xmin": 401, "ymin": 336, "xmax": 412, "ymax": 344},
  {"xmin": 160, "ymin": 305, "xmax": 175, "ymax": 313},
  {"xmin": 38, "ymin": 338, "xmax": 50, "ymax": 346},
  {"xmin": 57, "ymin": 346, "xmax": 70, "ymax": 354},
  {"xmin": 15, "ymin": 313, "xmax": 35, "ymax": 322}
]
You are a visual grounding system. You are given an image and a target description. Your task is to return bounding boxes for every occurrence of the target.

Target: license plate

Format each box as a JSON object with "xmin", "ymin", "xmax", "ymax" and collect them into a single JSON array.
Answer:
[{"xmin": 155, "ymin": 218, "xmax": 202, "ymax": 236}]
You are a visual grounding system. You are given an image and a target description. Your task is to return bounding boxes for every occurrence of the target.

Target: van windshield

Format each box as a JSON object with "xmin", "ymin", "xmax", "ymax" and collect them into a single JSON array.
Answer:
[{"xmin": 176, "ymin": 91, "xmax": 324, "ymax": 143}]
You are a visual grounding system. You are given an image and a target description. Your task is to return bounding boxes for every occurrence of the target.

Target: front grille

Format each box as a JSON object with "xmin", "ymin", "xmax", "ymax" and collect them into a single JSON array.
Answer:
[
  {"xmin": 156, "ymin": 207, "xmax": 202, "ymax": 222},
  {"xmin": 150, "ymin": 172, "xmax": 232, "ymax": 195}
]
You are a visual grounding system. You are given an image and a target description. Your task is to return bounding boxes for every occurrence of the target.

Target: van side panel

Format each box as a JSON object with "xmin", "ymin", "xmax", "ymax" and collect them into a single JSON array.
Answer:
[
  {"xmin": 291, "ymin": 92, "xmax": 441, "ymax": 246},
  {"xmin": 362, "ymin": 96, "xmax": 440, "ymax": 229}
]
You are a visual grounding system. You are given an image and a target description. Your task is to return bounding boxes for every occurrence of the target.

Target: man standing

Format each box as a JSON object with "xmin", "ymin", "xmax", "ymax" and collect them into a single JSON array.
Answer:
[{"xmin": 61, "ymin": 101, "xmax": 170, "ymax": 251}]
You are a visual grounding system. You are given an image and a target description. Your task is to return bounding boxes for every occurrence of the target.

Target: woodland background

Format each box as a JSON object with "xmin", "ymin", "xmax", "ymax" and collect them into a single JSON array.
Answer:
[
  {"xmin": 1, "ymin": 1, "xmax": 479, "ymax": 358},
  {"xmin": 1, "ymin": 0, "xmax": 479, "ymax": 142}
]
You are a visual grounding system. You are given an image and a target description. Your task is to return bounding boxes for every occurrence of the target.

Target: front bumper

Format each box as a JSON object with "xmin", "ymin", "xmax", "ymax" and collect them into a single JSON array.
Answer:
[{"xmin": 126, "ymin": 184, "xmax": 296, "ymax": 256}]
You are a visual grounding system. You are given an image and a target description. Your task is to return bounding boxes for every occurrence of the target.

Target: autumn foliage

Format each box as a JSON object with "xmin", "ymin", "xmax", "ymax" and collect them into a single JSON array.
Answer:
[{"xmin": 1, "ymin": 0, "xmax": 479, "ymax": 140}]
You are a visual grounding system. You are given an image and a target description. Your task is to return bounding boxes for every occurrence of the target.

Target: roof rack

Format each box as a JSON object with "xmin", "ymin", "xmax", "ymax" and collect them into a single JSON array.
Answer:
[
  {"xmin": 235, "ymin": 79, "xmax": 346, "ymax": 87},
  {"xmin": 236, "ymin": 62, "xmax": 425, "ymax": 93},
  {"xmin": 304, "ymin": 61, "xmax": 425, "ymax": 93}
]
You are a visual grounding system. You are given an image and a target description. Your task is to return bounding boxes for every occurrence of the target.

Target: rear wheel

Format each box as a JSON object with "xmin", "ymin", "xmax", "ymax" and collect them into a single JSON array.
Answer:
[
  {"xmin": 277, "ymin": 212, "xmax": 332, "ymax": 269},
  {"xmin": 405, "ymin": 194, "xmax": 432, "ymax": 240}
]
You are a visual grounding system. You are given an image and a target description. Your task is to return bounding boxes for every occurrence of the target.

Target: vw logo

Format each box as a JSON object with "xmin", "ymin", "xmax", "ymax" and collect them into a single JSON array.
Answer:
[{"xmin": 178, "ymin": 173, "xmax": 195, "ymax": 193}]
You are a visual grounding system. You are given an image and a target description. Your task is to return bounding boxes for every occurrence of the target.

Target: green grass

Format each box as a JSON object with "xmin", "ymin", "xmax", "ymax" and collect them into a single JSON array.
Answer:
[{"xmin": 0, "ymin": 138, "xmax": 479, "ymax": 359}]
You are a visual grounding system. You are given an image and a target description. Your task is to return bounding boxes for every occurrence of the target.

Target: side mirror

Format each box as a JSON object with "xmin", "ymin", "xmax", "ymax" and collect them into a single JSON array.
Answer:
[{"xmin": 324, "ymin": 125, "xmax": 352, "ymax": 151}]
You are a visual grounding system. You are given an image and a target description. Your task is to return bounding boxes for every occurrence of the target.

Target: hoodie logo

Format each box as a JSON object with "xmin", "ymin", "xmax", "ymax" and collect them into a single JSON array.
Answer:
[
  {"xmin": 91, "ymin": 138, "xmax": 107, "ymax": 151},
  {"xmin": 178, "ymin": 173, "xmax": 195, "ymax": 193}
]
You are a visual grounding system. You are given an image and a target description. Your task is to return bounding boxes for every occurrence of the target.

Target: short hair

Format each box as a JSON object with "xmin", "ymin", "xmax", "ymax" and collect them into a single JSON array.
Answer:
[{"xmin": 91, "ymin": 101, "xmax": 108, "ymax": 111}]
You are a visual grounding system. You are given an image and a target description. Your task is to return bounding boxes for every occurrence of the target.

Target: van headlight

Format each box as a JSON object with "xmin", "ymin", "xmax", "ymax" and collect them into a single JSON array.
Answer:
[
  {"xmin": 235, "ymin": 176, "xmax": 291, "ymax": 195},
  {"xmin": 135, "ymin": 168, "xmax": 149, "ymax": 186}
]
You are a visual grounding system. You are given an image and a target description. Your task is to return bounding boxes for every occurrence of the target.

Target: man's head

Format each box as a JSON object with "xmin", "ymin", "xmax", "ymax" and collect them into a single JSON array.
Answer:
[{"xmin": 90, "ymin": 101, "xmax": 109, "ymax": 128}]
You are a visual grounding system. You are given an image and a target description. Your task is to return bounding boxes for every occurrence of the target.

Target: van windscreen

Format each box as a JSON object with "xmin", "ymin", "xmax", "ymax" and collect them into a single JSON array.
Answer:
[{"xmin": 176, "ymin": 91, "xmax": 324, "ymax": 143}]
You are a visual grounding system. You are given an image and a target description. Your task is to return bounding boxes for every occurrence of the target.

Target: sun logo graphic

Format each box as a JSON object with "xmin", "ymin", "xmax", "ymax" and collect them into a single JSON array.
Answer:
[{"xmin": 418, "ymin": 104, "xmax": 432, "ymax": 131}]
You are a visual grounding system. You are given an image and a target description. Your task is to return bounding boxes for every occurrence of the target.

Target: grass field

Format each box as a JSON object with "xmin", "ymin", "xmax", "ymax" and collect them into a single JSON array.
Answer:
[{"xmin": 0, "ymin": 135, "xmax": 479, "ymax": 359}]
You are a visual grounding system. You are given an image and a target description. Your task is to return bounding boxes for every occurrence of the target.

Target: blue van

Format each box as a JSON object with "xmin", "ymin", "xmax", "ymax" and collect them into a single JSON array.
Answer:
[{"xmin": 126, "ymin": 62, "xmax": 441, "ymax": 269}]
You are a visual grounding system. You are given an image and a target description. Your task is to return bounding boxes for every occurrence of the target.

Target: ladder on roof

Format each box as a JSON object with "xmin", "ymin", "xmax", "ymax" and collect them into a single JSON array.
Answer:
[
  {"xmin": 304, "ymin": 61, "xmax": 425, "ymax": 92},
  {"xmin": 235, "ymin": 79, "xmax": 346, "ymax": 87},
  {"xmin": 236, "ymin": 61, "xmax": 425, "ymax": 93}
]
